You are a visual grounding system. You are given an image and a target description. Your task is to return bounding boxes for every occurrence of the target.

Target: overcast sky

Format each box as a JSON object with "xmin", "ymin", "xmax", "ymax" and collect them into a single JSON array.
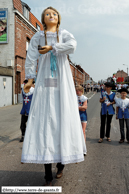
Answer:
[{"xmin": 24, "ymin": 0, "xmax": 129, "ymax": 82}]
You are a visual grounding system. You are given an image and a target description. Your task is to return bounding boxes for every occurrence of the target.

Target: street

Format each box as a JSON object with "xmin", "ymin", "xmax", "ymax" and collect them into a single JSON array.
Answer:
[{"xmin": 0, "ymin": 92, "xmax": 129, "ymax": 194}]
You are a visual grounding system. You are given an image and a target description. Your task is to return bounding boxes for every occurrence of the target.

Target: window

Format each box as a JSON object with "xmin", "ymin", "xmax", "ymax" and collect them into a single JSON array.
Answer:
[
  {"xmin": 36, "ymin": 23, "xmax": 40, "ymax": 31},
  {"xmin": 23, "ymin": 6, "xmax": 29, "ymax": 20},
  {"xmin": 26, "ymin": 37, "xmax": 30, "ymax": 51},
  {"xmin": 22, "ymin": 1, "xmax": 31, "ymax": 20}
]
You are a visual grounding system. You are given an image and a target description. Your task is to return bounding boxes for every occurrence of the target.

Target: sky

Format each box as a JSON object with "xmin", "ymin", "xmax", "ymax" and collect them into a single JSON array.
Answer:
[{"xmin": 24, "ymin": 0, "xmax": 129, "ymax": 82}]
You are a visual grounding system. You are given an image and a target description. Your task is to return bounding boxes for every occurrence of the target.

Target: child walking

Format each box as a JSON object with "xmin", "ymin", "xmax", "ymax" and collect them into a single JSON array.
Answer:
[
  {"xmin": 98, "ymin": 82, "xmax": 116, "ymax": 143},
  {"xmin": 116, "ymin": 88, "xmax": 129, "ymax": 143},
  {"xmin": 19, "ymin": 79, "xmax": 35, "ymax": 142},
  {"xmin": 76, "ymin": 85, "xmax": 88, "ymax": 144}
]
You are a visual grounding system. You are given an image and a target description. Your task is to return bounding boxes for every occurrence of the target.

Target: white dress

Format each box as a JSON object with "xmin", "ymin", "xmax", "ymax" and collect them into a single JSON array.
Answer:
[{"xmin": 21, "ymin": 29, "xmax": 87, "ymax": 164}]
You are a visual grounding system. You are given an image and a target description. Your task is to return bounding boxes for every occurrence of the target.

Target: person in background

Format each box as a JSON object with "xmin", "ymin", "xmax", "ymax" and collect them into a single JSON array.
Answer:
[
  {"xmin": 91, "ymin": 84, "xmax": 93, "ymax": 92},
  {"xmin": 118, "ymin": 83, "xmax": 122, "ymax": 90},
  {"xmin": 116, "ymin": 88, "xmax": 129, "ymax": 143},
  {"xmin": 123, "ymin": 83, "xmax": 128, "ymax": 89},
  {"xmin": 76, "ymin": 85, "xmax": 88, "ymax": 154},
  {"xmin": 98, "ymin": 82, "xmax": 116, "ymax": 143},
  {"xmin": 87, "ymin": 84, "xmax": 90, "ymax": 92},
  {"xmin": 84, "ymin": 85, "xmax": 86, "ymax": 94},
  {"xmin": 97, "ymin": 84, "xmax": 100, "ymax": 92},
  {"xmin": 19, "ymin": 79, "xmax": 35, "ymax": 142},
  {"xmin": 93, "ymin": 84, "xmax": 96, "ymax": 92}
]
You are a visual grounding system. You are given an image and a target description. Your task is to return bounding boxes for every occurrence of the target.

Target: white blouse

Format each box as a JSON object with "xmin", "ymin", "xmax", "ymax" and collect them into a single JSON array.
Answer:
[{"xmin": 116, "ymin": 98, "xmax": 129, "ymax": 111}]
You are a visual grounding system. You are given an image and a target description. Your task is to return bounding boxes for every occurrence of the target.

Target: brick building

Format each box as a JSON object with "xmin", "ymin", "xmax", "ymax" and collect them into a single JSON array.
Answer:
[
  {"xmin": 116, "ymin": 70, "xmax": 128, "ymax": 83},
  {"xmin": 68, "ymin": 56, "xmax": 90, "ymax": 85},
  {"xmin": 0, "ymin": 0, "xmax": 43, "ymax": 107},
  {"xmin": 14, "ymin": 0, "xmax": 43, "ymax": 103}
]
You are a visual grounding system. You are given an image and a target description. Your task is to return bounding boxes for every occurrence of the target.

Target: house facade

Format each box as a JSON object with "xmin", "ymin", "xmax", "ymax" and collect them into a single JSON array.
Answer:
[{"xmin": 0, "ymin": 0, "xmax": 43, "ymax": 107}]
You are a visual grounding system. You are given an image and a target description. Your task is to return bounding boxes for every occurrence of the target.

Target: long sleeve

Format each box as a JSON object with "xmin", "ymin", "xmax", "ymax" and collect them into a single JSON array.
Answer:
[
  {"xmin": 25, "ymin": 32, "xmax": 40, "ymax": 79},
  {"xmin": 52, "ymin": 29, "xmax": 77, "ymax": 55}
]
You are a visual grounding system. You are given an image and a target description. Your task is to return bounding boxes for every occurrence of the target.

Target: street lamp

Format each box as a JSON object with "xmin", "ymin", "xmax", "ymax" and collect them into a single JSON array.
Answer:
[{"xmin": 123, "ymin": 64, "xmax": 128, "ymax": 76}]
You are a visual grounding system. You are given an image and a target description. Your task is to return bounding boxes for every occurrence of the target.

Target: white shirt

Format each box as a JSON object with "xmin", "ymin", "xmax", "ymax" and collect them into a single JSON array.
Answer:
[
  {"xmin": 118, "ymin": 84, "xmax": 122, "ymax": 89},
  {"xmin": 123, "ymin": 84, "xmax": 128, "ymax": 88},
  {"xmin": 116, "ymin": 98, "xmax": 129, "ymax": 111},
  {"xmin": 78, "ymin": 95, "xmax": 88, "ymax": 107}
]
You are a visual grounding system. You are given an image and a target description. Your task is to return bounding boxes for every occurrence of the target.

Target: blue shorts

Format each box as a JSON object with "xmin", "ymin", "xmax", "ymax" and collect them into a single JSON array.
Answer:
[{"xmin": 79, "ymin": 111, "xmax": 87, "ymax": 122}]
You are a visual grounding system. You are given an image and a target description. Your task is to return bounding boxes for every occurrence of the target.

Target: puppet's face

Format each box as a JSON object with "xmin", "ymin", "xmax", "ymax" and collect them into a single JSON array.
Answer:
[{"xmin": 44, "ymin": 9, "xmax": 58, "ymax": 27}]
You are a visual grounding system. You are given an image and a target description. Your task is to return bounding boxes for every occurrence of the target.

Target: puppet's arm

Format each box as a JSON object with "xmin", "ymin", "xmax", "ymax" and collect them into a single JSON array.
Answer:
[
  {"xmin": 24, "ymin": 32, "xmax": 40, "ymax": 93},
  {"xmin": 52, "ymin": 29, "xmax": 77, "ymax": 55}
]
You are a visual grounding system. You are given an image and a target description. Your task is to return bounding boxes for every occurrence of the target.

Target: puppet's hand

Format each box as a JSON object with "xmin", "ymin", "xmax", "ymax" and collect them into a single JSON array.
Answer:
[
  {"xmin": 24, "ymin": 79, "xmax": 33, "ymax": 93},
  {"xmin": 39, "ymin": 45, "xmax": 52, "ymax": 54}
]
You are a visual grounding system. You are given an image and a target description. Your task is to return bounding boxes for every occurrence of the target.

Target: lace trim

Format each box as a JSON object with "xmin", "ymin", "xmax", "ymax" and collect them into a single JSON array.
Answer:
[
  {"xmin": 25, "ymin": 74, "xmax": 36, "ymax": 79},
  {"xmin": 40, "ymin": 28, "xmax": 63, "ymax": 38},
  {"xmin": 21, "ymin": 153, "xmax": 86, "ymax": 164}
]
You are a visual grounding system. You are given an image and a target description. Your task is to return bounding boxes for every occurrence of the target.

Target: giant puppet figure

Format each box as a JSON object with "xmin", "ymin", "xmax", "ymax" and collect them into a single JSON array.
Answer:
[
  {"xmin": 21, "ymin": 7, "xmax": 86, "ymax": 185},
  {"xmin": 111, "ymin": 73, "xmax": 117, "ymax": 90}
]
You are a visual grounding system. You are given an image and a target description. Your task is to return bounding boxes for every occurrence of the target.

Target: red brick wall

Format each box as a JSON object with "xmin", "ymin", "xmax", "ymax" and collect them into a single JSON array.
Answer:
[
  {"xmin": 15, "ymin": 16, "xmax": 35, "ymax": 56},
  {"xmin": 13, "ymin": 0, "xmax": 23, "ymax": 14},
  {"xmin": 15, "ymin": 15, "xmax": 36, "ymax": 95},
  {"xmin": 70, "ymin": 64, "xmax": 84, "ymax": 85},
  {"xmin": 70, "ymin": 65, "xmax": 75, "ymax": 83},
  {"xmin": 76, "ymin": 70, "xmax": 83, "ymax": 85}
]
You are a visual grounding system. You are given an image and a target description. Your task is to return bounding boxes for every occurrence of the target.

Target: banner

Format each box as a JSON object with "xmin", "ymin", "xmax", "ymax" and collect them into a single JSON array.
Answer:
[{"xmin": 0, "ymin": 8, "xmax": 8, "ymax": 43}]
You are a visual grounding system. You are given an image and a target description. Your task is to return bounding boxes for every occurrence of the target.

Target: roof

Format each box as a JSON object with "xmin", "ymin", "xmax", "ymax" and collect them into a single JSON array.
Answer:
[
  {"xmin": 30, "ymin": 12, "xmax": 43, "ymax": 31},
  {"xmin": 21, "ymin": 1, "xmax": 31, "ymax": 11}
]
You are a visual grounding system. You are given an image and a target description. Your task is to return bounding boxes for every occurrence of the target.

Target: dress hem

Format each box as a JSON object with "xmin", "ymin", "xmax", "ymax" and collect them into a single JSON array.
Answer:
[
  {"xmin": 21, "ymin": 152, "xmax": 86, "ymax": 164},
  {"xmin": 21, "ymin": 157, "xmax": 85, "ymax": 164}
]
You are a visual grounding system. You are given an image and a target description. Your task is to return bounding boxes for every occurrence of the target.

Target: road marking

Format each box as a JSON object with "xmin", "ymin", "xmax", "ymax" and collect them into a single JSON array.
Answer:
[{"xmin": 88, "ymin": 93, "xmax": 96, "ymax": 100}]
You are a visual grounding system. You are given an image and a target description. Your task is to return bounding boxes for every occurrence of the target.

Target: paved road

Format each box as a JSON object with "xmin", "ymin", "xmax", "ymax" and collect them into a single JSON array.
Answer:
[
  {"xmin": 0, "ymin": 92, "xmax": 129, "ymax": 194},
  {"xmin": 0, "ymin": 104, "xmax": 22, "ymax": 148}
]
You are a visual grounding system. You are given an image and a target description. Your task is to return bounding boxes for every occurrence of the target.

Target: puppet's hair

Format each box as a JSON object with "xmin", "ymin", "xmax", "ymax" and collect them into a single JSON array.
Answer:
[
  {"xmin": 41, "ymin": 7, "xmax": 61, "ymax": 45},
  {"xmin": 75, "ymin": 85, "xmax": 84, "ymax": 94}
]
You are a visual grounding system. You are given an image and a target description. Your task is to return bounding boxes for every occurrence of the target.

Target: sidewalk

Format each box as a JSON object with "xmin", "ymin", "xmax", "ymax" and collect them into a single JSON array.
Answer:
[{"xmin": 0, "ymin": 104, "xmax": 22, "ymax": 148}]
